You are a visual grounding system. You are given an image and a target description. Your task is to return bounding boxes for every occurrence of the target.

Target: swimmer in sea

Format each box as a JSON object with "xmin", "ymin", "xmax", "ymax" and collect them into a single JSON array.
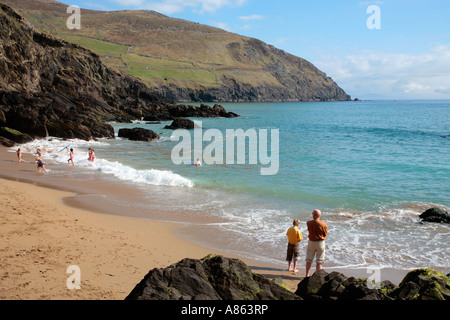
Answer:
[
  {"xmin": 194, "ymin": 158, "xmax": 202, "ymax": 167},
  {"xmin": 88, "ymin": 148, "xmax": 96, "ymax": 162}
]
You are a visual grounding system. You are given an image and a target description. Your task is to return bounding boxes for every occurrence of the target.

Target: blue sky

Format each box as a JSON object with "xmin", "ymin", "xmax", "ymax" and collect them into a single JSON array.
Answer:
[{"xmin": 64, "ymin": 0, "xmax": 449, "ymax": 99}]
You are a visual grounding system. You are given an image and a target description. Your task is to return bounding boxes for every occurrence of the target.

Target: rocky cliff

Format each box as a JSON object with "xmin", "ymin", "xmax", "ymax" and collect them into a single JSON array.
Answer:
[
  {"xmin": 2, "ymin": 0, "xmax": 351, "ymax": 103},
  {"xmin": 0, "ymin": 3, "xmax": 236, "ymax": 142}
]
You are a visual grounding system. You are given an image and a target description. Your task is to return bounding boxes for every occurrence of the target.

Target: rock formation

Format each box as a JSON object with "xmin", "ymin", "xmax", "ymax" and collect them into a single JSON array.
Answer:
[
  {"xmin": 295, "ymin": 269, "xmax": 397, "ymax": 300},
  {"xmin": 164, "ymin": 119, "xmax": 196, "ymax": 130},
  {"xmin": 118, "ymin": 128, "xmax": 160, "ymax": 141},
  {"xmin": 393, "ymin": 268, "xmax": 450, "ymax": 300},
  {"xmin": 127, "ymin": 255, "xmax": 450, "ymax": 301},
  {"xmin": 419, "ymin": 207, "xmax": 450, "ymax": 224},
  {"xmin": 0, "ymin": 3, "xmax": 238, "ymax": 144},
  {"xmin": 2, "ymin": 0, "xmax": 352, "ymax": 103},
  {"xmin": 126, "ymin": 255, "xmax": 301, "ymax": 300}
]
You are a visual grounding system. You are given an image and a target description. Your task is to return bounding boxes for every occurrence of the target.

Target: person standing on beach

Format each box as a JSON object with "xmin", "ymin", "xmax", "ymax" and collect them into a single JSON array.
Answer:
[
  {"xmin": 35, "ymin": 157, "xmax": 47, "ymax": 173},
  {"xmin": 17, "ymin": 148, "xmax": 23, "ymax": 162},
  {"xmin": 305, "ymin": 209, "xmax": 328, "ymax": 277},
  {"xmin": 286, "ymin": 219, "xmax": 303, "ymax": 273},
  {"xmin": 68, "ymin": 148, "xmax": 75, "ymax": 166}
]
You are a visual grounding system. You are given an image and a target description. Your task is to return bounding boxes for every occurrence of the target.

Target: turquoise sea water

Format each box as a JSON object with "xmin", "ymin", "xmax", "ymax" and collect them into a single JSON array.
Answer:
[
  {"xmin": 15, "ymin": 100, "xmax": 450, "ymax": 270},
  {"xmin": 178, "ymin": 100, "xmax": 450, "ymax": 210}
]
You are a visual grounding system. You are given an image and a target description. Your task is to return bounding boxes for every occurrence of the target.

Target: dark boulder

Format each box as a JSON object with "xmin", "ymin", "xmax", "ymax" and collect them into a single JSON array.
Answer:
[
  {"xmin": 143, "ymin": 114, "xmax": 163, "ymax": 122},
  {"xmin": 126, "ymin": 254, "xmax": 301, "ymax": 300},
  {"xmin": 143, "ymin": 104, "xmax": 239, "ymax": 122},
  {"xmin": 211, "ymin": 104, "xmax": 240, "ymax": 118},
  {"xmin": 142, "ymin": 113, "xmax": 174, "ymax": 121},
  {"xmin": 118, "ymin": 128, "xmax": 160, "ymax": 141},
  {"xmin": 295, "ymin": 268, "xmax": 449, "ymax": 300},
  {"xmin": 0, "ymin": 127, "xmax": 33, "ymax": 144},
  {"xmin": 166, "ymin": 104, "xmax": 239, "ymax": 118},
  {"xmin": 419, "ymin": 208, "xmax": 450, "ymax": 224},
  {"xmin": 294, "ymin": 269, "xmax": 328, "ymax": 300},
  {"xmin": 392, "ymin": 269, "xmax": 450, "ymax": 300},
  {"xmin": 164, "ymin": 118, "xmax": 197, "ymax": 130},
  {"xmin": 295, "ymin": 270, "xmax": 396, "ymax": 300},
  {"xmin": 0, "ymin": 136, "xmax": 16, "ymax": 147}
]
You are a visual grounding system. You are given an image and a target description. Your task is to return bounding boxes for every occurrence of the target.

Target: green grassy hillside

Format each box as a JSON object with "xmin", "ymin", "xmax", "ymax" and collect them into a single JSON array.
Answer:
[{"xmin": 2, "ymin": 0, "xmax": 350, "ymax": 102}]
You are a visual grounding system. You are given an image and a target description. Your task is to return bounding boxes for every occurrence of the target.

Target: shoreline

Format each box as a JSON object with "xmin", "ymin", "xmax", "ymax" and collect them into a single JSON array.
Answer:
[
  {"xmin": 1, "ymin": 147, "xmax": 306, "ymax": 299},
  {"xmin": 0, "ymin": 147, "xmax": 422, "ymax": 299}
]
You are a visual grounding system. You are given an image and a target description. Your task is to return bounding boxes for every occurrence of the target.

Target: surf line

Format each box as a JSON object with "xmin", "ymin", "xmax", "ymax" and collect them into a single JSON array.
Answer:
[{"xmin": 170, "ymin": 121, "xmax": 279, "ymax": 176}]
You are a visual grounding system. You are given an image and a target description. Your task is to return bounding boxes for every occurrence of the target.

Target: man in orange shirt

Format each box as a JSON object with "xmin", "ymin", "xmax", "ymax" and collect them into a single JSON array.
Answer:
[
  {"xmin": 305, "ymin": 209, "xmax": 328, "ymax": 277},
  {"xmin": 286, "ymin": 219, "xmax": 303, "ymax": 273}
]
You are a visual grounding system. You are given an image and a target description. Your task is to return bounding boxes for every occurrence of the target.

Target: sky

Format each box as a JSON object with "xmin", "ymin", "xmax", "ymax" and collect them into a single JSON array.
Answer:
[{"xmin": 63, "ymin": 0, "xmax": 449, "ymax": 100}]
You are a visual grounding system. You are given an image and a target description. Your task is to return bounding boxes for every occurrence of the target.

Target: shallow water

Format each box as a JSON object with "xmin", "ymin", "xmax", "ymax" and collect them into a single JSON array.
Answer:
[{"xmin": 13, "ymin": 100, "xmax": 450, "ymax": 271}]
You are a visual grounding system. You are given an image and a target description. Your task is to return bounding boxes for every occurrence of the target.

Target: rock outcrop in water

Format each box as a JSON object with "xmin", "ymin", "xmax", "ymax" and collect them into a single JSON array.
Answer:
[
  {"xmin": 419, "ymin": 207, "xmax": 450, "ymax": 224},
  {"xmin": 164, "ymin": 118, "xmax": 196, "ymax": 130},
  {"xmin": 118, "ymin": 128, "xmax": 160, "ymax": 142},
  {"xmin": 0, "ymin": 3, "xmax": 238, "ymax": 144}
]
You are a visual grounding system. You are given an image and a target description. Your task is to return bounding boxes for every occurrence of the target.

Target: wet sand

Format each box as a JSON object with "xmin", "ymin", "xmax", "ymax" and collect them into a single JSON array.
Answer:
[{"xmin": 0, "ymin": 147, "xmax": 410, "ymax": 299}]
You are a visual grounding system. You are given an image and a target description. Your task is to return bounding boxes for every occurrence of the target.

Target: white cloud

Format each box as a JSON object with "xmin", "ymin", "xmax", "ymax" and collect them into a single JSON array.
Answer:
[
  {"xmin": 313, "ymin": 44, "xmax": 450, "ymax": 99},
  {"xmin": 238, "ymin": 14, "xmax": 265, "ymax": 21},
  {"xmin": 212, "ymin": 21, "xmax": 232, "ymax": 31},
  {"xmin": 113, "ymin": 0, "xmax": 247, "ymax": 14}
]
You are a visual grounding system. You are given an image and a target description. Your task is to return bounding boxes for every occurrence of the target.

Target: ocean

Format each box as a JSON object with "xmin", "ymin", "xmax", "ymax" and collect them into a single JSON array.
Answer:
[{"xmin": 12, "ymin": 100, "xmax": 450, "ymax": 271}]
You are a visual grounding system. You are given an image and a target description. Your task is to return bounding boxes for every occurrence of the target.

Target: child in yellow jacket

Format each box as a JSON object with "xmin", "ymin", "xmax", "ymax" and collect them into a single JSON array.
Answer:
[{"xmin": 286, "ymin": 219, "xmax": 303, "ymax": 273}]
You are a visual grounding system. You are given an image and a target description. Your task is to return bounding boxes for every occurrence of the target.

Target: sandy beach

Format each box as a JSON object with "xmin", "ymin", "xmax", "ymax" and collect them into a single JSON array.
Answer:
[
  {"xmin": 0, "ymin": 147, "xmax": 306, "ymax": 299},
  {"xmin": 0, "ymin": 147, "xmax": 412, "ymax": 300},
  {"xmin": 0, "ymin": 177, "xmax": 215, "ymax": 299}
]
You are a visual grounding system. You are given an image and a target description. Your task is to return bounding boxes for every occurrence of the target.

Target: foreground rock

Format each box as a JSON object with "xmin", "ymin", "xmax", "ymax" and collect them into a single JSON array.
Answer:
[
  {"xmin": 295, "ymin": 268, "xmax": 450, "ymax": 300},
  {"xmin": 118, "ymin": 128, "xmax": 160, "ymax": 141},
  {"xmin": 126, "ymin": 254, "xmax": 449, "ymax": 300},
  {"xmin": 126, "ymin": 255, "xmax": 300, "ymax": 300},
  {"xmin": 419, "ymin": 207, "xmax": 450, "ymax": 224},
  {"xmin": 295, "ymin": 269, "xmax": 397, "ymax": 300},
  {"xmin": 393, "ymin": 268, "xmax": 450, "ymax": 300}
]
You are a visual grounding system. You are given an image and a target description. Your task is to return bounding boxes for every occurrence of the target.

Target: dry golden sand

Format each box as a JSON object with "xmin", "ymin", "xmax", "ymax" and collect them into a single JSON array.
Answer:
[{"xmin": 0, "ymin": 177, "xmax": 303, "ymax": 299}]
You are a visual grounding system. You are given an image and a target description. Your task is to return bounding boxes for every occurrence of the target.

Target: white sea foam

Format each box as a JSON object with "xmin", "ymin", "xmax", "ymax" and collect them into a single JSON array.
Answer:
[
  {"xmin": 91, "ymin": 158, "xmax": 193, "ymax": 187},
  {"xmin": 12, "ymin": 138, "xmax": 194, "ymax": 188}
]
